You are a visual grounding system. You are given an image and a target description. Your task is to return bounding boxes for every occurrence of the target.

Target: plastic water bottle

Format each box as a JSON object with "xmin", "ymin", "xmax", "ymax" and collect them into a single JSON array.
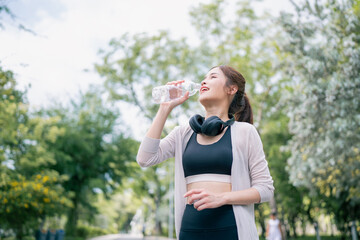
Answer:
[{"xmin": 152, "ymin": 81, "xmax": 201, "ymax": 104}]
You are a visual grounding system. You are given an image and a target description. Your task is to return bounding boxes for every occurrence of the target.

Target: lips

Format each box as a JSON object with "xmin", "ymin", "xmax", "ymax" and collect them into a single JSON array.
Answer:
[{"xmin": 200, "ymin": 86, "xmax": 209, "ymax": 93}]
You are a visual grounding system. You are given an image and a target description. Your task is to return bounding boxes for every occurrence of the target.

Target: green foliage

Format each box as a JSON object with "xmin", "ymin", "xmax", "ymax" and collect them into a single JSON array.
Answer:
[
  {"xmin": 0, "ymin": 172, "xmax": 72, "ymax": 233},
  {"xmin": 74, "ymin": 225, "xmax": 113, "ymax": 239},
  {"xmin": 259, "ymin": 236, "xmax": 343, "ymax": 240},
  {"xmin": 37, "ymin": 88, "xmax": 139, "ymax": 234},
  {"xmin": 0, "ymin": 66, "xmax": 27, "ymax": 171},
  {"xmin": 0, "ymin": 66, "xmax": 72, "ymax": 239},
  {"xmin": 0, "ymin": 2, "xmax": 13, "ymax": 29},
  {"xmin": 96, "ymin": 31, "xmax": 204, "ymax": 122},
  {"xmin": 1, "ymin": 66, "xmax": 138, "ymax": 237},
  {"xmin": 277, "ymin": 0, "xmax": 360, "ymax": 234},
  {"xmin": 0, "ymin": 2, "xmax": 33, "ymax": 33}
]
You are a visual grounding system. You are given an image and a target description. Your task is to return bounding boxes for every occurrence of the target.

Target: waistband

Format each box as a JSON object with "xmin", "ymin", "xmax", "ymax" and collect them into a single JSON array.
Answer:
[{"xmin": 185, "ymin": 173, "xmax": 231, "ymax": 184}]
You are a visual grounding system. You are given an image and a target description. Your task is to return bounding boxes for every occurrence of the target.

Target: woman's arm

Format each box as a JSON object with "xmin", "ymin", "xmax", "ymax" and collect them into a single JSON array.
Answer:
[
  {"xmin": 146, "ymin": 104, "xmax": 173, "ymax": 139},
  {"xmin": 184, "ymin": 188, "xmax": 260, "ymax": 211},
  {"xmin": 136, "ymin": 81, "xmax": 189, "ymax": 167},
  {"xmin": 247, "ymin": 125, "xmax": 274, "ymax": 202}
]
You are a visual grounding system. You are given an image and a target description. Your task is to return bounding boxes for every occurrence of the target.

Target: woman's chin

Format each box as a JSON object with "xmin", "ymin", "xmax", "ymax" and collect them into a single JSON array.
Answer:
[
  {"xmin": 199, "ymin": 95, "xmax": 210, "ymax": 105},
  {"xmin": 199, "ymin": 95, "xmax": 218, "ymax": 107}
]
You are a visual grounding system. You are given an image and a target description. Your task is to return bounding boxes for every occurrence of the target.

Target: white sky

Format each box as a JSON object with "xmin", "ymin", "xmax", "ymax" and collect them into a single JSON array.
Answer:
[{"xmin": 0, "ymin": 0, "xmax": 293, "ymax": 139}]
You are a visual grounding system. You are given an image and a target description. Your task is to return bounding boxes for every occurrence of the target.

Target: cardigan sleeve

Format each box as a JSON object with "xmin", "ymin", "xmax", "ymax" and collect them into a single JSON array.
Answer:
[
  {"xmin": 136, "ymin": 126, "xmax": 179, "ymax": 167},
  {"xmin": 247, "ymin": 125, "xmax": 274, "ymax": 203}
]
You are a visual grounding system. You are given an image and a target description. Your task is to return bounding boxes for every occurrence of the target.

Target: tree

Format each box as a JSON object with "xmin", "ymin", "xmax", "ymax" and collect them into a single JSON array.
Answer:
[
  {"xmin": 0, "ymin": 173, "xmax": 72, "ymax": 239},
  {"xmin": 96, "ymin": 30, "xmax": 204, "ymax": 236},
  {"xmin": 38, "ymin": 88, "xmax": 139, "ymax": 234},
  {"xmin": 0, "ymin": 1, "xmax": 34, "ymax": 33},
  {"xmin": 0, "ymin": 67, "xmax": 72, "ymax": 240},
  {"xmin": 277, "ymin": 0, "xmax": 360, "ymax": 237}
]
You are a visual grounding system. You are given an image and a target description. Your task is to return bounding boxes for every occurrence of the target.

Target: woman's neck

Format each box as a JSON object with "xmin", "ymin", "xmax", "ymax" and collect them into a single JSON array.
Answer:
[{"xmin": 205, "ymin": 106, "xmax": 230, "ymax": 122}]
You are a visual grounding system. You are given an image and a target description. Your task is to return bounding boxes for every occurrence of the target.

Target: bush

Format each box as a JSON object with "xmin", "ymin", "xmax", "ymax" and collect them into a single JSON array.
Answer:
[
  {"xmin": 64, "ymin": 237, "xmax": 84, "ymax": 240},
  {"xmin": 74, "ymin": 225, "xmax": 110, "ymax": 238},
  {"xmin": 259, "ymin": 236, "xmax": 342, "ymax": 240}
]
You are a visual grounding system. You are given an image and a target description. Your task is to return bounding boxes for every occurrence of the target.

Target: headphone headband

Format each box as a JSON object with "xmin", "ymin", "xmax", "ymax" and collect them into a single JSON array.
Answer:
[{"xmin": 189, "ymin": 114, "xmax": 235, "ymax": 136}]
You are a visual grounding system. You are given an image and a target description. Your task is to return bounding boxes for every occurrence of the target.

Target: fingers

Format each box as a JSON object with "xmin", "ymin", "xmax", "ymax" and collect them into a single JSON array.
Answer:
[
  {"xmin": 188, "ymin": 192, "xmax": 209, "ymax": 204},
  {"xmin": 194, "ymin": 199, "xmax": 211, "ymax": 211},
  {"xmin": 178, "ymin": 91, "xmax": 190, "ymax": 103},
  {"xmin": 170, "ymin": 91, "xmax": 189, "ymax": 107},
  {"xmin": 184, "ymin": 189, "xmax": 209, "ymax": 207},
  {"xmin": 184, "ymin": 188, "xmax": 204, "ymax": 198},
  {"xmin": 184, "ymin": 189, "xmax": 224, "ymax": 211},
  {"xmin": 166, "ymin": 80, "xmax": 185, "ymax": 86}
]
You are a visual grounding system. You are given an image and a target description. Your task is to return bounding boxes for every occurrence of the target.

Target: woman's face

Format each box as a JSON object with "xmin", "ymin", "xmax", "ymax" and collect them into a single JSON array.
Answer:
[{"xmin": 199, "ymin": 67, "xmax": 233, "ymax": 106}]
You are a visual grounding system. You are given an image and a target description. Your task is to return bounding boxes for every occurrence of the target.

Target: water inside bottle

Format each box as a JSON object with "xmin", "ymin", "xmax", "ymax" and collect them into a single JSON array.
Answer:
[{"xmin": 152, "ymin": 81, "xmax": 201, "ymax": 104}]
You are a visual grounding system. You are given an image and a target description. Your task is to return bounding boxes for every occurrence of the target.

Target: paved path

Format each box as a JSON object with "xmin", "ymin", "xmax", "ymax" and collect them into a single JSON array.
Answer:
[{"xmin": 89, "ymin": 234, "xmax": 175, "ymax": 240}]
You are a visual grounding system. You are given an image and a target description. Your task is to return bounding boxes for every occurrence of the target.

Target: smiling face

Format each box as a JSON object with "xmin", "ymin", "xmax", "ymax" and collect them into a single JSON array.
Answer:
[{"xmin": 199, "ymin": 67, "xmax": 237, "ymax": 108}]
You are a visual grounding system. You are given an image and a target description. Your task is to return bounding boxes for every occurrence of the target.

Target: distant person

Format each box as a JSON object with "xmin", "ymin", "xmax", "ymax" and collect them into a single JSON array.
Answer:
[
  {"xmin": 137, "ymin": 65, "xmax": 274, "ymax": 239},
  {"xmin": 266, "ymin": 211, "xmax": 282, "ymax": 240}
]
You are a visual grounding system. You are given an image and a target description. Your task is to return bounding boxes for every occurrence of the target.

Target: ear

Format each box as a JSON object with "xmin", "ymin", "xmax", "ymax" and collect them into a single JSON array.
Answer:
[{"xmin": 227, "ymin": 85, "xmax": 238, "ymax": 95}]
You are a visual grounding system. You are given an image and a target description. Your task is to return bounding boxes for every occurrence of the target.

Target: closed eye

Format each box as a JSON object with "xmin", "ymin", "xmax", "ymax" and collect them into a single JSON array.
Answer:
[{"xmin": 203, "ymin": 72, "xmax": 219, "ymax": 81}]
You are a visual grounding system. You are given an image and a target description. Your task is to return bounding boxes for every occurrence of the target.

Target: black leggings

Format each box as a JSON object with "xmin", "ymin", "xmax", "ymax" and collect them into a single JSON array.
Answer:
[{"xmin": 179, "ymin": 204, "xmax": 238, "ymax": 240}]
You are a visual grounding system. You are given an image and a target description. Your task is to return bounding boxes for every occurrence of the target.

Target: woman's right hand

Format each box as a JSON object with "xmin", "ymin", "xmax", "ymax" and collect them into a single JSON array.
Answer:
[
  {"xmin": 160, "ymin": 80, "xmax": 189, "ymax": 110},
  {"xmin": 146, "ymin": 80, "xmax": 189, "ymax": 139}
]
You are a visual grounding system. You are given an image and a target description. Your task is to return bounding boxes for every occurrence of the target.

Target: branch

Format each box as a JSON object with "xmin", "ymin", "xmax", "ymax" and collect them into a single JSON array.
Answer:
[
  {"xmin": 129, "ymin": 83, "xmax": 154, "ymax": 122},
  {"xmin": 256, "ymin": 84, "xmax": 273, "ymax": 129}
]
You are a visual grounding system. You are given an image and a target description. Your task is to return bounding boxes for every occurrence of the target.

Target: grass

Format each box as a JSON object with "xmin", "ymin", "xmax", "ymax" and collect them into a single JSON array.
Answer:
[{"xmin": 259, "ymin": 236, "xmax": 343, "ymax": 240}]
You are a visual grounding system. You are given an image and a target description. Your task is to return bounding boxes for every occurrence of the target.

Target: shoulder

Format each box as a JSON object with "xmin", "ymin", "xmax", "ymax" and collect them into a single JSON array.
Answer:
[
  {"xmin": 231, "ymin": 122, "xmax": 263, "ymax": 147},
  {"xmin": 169, "ymin": 122, "xmax": 192, "ymax": 138},
  {"xmin": 232, "ymin": 121, "xmax": 258, "ymax": 134},
  {"xmin": 178, "ymin": 122, "xmax": 192, "ymax": 133}
]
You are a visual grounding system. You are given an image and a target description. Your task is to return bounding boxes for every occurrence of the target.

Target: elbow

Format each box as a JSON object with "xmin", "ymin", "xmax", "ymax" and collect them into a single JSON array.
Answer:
[
  {"xmin": 136, "ymin": 155, "xmax": 149, "ymax": 168},
  {"xmin": 253, "ymin": 183, "xmax": 274, "ymax": 203}
]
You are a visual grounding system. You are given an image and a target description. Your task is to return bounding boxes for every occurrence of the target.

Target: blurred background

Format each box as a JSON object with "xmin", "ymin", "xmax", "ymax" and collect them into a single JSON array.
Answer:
[{"xmin": 0, "ymin": 0, "xmax": 359, "ymax": 240}]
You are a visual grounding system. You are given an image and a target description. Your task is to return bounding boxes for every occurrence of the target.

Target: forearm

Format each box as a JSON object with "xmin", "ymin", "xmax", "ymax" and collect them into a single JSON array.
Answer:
[
  {"xmin": 185, "ymin": 187, "xmax": 261, "ymax": 211},
  {"xmin": 221, "ymin": 187, "xmax": 261, "ymax": 205},
  {"xmin": 146, "ymin": 104, "xmax": 172, "ymax": 139}
]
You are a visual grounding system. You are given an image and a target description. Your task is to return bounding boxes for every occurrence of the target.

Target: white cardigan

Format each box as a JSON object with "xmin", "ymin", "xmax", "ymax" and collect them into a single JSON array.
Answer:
[{"xmin": 137, "ymin": 121, "xmax": 274, "ymax": 239}]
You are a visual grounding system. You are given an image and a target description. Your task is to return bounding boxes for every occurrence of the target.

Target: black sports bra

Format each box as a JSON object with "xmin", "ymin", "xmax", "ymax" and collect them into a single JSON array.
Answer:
[{"xmin": 182, "ymin": 127, "xmax": 233, "ymax": 183}]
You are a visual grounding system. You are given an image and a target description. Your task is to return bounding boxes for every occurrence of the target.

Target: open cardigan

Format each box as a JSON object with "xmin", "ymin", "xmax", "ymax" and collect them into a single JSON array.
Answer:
[{"xmin": 136, "ymin": 121, "xmax": 274, "ymax": 239}]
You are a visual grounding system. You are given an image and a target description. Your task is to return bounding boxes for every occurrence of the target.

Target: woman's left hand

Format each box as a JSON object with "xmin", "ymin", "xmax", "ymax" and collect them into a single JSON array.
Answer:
[{"xmin": 184, "ymin": 189, "xmax": 226, "ymax": 211}]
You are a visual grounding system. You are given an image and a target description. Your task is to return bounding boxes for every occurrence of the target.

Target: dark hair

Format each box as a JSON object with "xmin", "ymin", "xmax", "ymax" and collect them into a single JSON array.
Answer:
[{"xmin": 217, "ymin": 65, "xmax": 253, "ymax": 124}]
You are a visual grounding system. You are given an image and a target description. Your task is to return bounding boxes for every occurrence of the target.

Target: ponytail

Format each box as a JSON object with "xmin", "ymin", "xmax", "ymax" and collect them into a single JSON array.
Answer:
[
  {"xmin": 217, "ymin": 65, "xmax": 254, "ymax": 124},
  {"xmin": 229, "ymin": 92, "xmax": 253, "ymax": 124}
]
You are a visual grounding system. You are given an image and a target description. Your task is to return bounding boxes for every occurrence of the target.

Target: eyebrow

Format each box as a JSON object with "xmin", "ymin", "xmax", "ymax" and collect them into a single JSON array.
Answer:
[{"xmin": 204, "ymin": 72, "xmax": 219, "ymax": 78}]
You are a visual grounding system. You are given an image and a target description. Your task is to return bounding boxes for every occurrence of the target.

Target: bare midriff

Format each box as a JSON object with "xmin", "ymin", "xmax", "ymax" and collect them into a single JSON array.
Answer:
[{"xmin": 186, "ymin": 181, "xmax": 231, "ymax": 204}]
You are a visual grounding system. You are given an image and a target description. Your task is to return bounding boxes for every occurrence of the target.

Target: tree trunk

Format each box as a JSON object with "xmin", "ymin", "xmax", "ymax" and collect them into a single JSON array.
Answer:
[
  {"xmin": 153, "ymin": 183, "xmax": 163, "ymax": 236},
  {"xmin": 257, "ymin": 206, "xmax": 266, "ymax": 238},
  {"xmin": 15, "ymin": 224, "xmax": 24, "ymax": 240},
  {"xmin": 289, "ymin": 217, "xmax": 297, "ymax": 238},
  {"xmin": 301, "ymin": 216, "xmax": 307, "ymax": 236},
  {"xmin": 66, "ymin": 193, "xmax": 80, "ymax": 235}
]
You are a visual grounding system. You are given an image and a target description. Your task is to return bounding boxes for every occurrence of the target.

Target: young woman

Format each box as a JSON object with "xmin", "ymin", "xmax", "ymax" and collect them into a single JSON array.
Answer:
[
  {"xmin": 266, "ymin": 212, "xmax": 283, "ymax": 240},
  {"xmin": 137, "ymin": 65, "xmax": 274, "ymax": 240}
]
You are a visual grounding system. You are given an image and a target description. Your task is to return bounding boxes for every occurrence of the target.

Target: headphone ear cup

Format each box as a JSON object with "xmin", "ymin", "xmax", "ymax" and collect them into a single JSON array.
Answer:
[
  {"xmin": 189, "ymin": 114, "xmax": 204, "ymax": 133},
  {"xmin": 201, "ymin": 116, "xmax": 224, "ymax": 136}
]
